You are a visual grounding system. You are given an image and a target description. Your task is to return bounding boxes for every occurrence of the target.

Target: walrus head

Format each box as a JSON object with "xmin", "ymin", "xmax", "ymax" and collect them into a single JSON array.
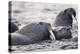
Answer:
[
  {"xmin": 39, "ymin": 22, "xmax": 56, "ymax": 40},
  {"xmin": 53, "ymin": 8, "xmax": 77, "ymax": 27},
  {"xmin": 64, "ymin": 8, "xmax": 76, "ymax": 20}
]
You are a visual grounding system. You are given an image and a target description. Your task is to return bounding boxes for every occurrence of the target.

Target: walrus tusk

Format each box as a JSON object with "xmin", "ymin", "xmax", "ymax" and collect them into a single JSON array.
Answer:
[
  {"xmin": 49, "ymin": 29, "xmax": 56, "ymax": 40},
  {"xmin": 72, "ymin": 14, "xmax": 77, "ymax": 21}
]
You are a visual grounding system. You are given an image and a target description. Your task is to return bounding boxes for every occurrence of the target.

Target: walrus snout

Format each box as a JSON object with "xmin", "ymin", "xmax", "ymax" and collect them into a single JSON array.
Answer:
[
  {"xmin": 64, "ymin": 8, "xmax": 76, "ymax": 17},
  {"xmin": 64, "ymin": 8, "xmax": 77, "ymax": 21}
]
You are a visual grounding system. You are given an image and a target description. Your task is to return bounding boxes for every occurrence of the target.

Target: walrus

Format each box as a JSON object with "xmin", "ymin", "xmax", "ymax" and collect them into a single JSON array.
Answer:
[
  {"xmin": 10, "ymin": 22, "xmax": 55, "ymax": 45},
  {"xmin": 52, "ymin": 8, "xmax": 76, "ymax": 40},
  {"xmin": 9, "ymin": 18, "xmax": 19, "ymax": 33}
]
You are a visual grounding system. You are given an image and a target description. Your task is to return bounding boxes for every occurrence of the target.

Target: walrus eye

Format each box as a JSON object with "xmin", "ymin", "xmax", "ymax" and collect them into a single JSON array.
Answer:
[{"xmin": 72, "ymin": 14, "xmax": 77, "ymax": 21}]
